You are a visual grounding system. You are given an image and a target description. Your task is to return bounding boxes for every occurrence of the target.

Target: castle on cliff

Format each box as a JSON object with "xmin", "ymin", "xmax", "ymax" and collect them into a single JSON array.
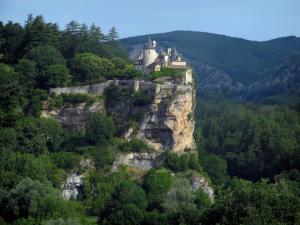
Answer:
[
  {"xmin": 134, "ymin": 37, "xmax": 188, "ymax": 72},
  {"xmin": 134, "ymin": 37, "xmax": 192, "ymax": 84}
]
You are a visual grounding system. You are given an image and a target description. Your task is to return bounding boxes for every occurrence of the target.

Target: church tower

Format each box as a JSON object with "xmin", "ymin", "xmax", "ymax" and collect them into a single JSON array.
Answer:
[{"xmin": 143, "ymin": 37, "xmax": 158, "ymax": 67}]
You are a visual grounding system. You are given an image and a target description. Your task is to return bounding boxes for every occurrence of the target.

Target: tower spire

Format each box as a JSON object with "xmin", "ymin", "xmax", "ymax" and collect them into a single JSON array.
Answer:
[{"xmin": 148, "ymin": 36, "xmax": 153, "ymax": 49}]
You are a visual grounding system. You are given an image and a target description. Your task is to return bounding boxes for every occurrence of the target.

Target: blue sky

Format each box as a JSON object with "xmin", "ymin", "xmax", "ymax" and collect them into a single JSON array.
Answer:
[{"xmin": 1, "ymin": 0, "xmax": 299, "ymax": 41}]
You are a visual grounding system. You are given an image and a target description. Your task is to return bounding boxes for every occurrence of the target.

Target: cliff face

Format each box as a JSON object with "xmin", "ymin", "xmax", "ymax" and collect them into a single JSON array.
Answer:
[
  {"xmin": 45, "ymin": 78, "xmax": 196, "ymax": 153},
  {"xmin": 42, "ymin": 102, "xmax": 104, "ymax": 131},
  {"xmin": 137, "ymin": 83, "xmax": 195, "ymax": 153}
]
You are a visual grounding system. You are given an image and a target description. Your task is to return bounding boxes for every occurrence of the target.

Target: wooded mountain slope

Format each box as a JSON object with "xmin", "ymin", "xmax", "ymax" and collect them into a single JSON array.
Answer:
[{"xmin": 122, "ymin": 31, "xmax": 300, "ymax": 103}]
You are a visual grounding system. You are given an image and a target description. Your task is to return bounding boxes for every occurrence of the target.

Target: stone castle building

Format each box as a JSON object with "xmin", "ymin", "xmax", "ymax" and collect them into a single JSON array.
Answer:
[{"xmin": 134, "ymin": 37, "xmax": 192, "ymax": 84}]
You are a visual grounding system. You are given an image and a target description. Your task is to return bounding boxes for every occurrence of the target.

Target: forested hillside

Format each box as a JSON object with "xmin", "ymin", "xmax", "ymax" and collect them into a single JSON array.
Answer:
[
  {"xmin": 122, "ymin": 31, "xmax": 300, "ymax": 104},
  {"xmin": 1, "ymin": 15, "xmax": 300, "ymax": 225}
]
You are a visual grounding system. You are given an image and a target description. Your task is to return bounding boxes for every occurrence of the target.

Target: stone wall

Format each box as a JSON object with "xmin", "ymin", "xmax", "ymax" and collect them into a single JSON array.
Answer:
[{"xmin": 50, "ymin": 80, "xmax": 156, "ymax": 96}]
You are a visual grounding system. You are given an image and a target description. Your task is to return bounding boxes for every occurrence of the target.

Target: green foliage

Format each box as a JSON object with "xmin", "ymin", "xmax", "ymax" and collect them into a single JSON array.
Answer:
[
  {"xmin": 1, "ymin": 178, "xmax": 83, "ymax": 223},
  {"xmin": 207, "ymin": 180, "xmax": 300, "ymax": 225},
  {"xmin": 112, "ymin": 180, "xmax": 148, "ymax": 209},
  {"xmin": 119, "ymin": 138, "xmax": 149, "ymax": 153},
  {"xmin": 23, "ymin": 15, "xmax": 60, "ymax": 52},
  {"xmin": 107, "ymin": 26, "xmax": 119, "ymax": 43},
  {"xmin": 71, "ymin": 53, "xmax": 114, "ymax": 83},
  {"xmin": 103, "ymin": 204, "xmax": 144, "ymax": 225},
  {"xmin": 202, "ymin": 153, "xmax": 228, "ymax": 185},
  {"xmin": 85, "ymin": 113, "xmax": 116, "ymax": 145},
  {"xmin": 100, "ymin": 180, "xmax": 147, "ymax": 225},
  {"xmin": 0, "ymin": 64, "xmax": 24, "ymax": 113},
  {"xmin": 83, "ymin": 169, "xmax": 128, "ymax": 215},
  {"xmin": 111, "ymin": 57, "xmax": 126, "ymax": 70},
  {"xmin": 122, "ymin": 31, "xmax": 300, "ymax": 84},
  {"xmin": 44, "ymin": 64, "xmax": 71, "ymax": 87},
  {"xmin": 48, "ymin": 93, "xmax": 99, "ymax": 110},
  {"xmin": 1, "ymin": 15, "xmax": 300, "ymax": 225},
  {"xmin": 0, "ymin": 21, "xmax": 24, "ymax": 64},
  {"xmin": 25, "ymin": 45, "xmax": 65, "ymax": 72},
  {"xmin": 198, "ymin": 95, "xmax": 300, "ymax": 181},
  {"xmin": 62, "ymin": 93, "xmax": 97, "ymax": 105},
  {"xmin": 164, "ymin": 152, "xmax": 202, "ymax": 173},
  {"xmin": 104, "ymin": 85, "xmax": 134, "ymax": 107},
  {"xmin": 132, "ymin": 90, "xmax": 153, "ymax": 106},
  {"xmin": 121, "ymin": 66, "xmax": 143, "ymax": 79},
  {"xmin": 15, "ymin": 59, "xmax": 37, "ymax": 89},
  {"xmin": 0, "ymin": 151, "xmax": 63, "ymax": 190},
  {"xmin": 0, "ymin": 128, "xmax": 17, "ymax": 150},
  {"xmin": 143, "ymin": 169, "xmax": 173, "ymax": 207},
  {"xmin": 51, "ymin": 152, "xmax": 80, "ymax": 170},
  {"xmin": 143, "ymin": 211, "xmax": 167, "ymax": 225},
  {"xmin": 15, "ymin": 117, "xmax": 64, "ymax": 154},
  {"xmin": 86, "ymin": 146, "xmax": 117, "ymax": 171},
  {"xmin": 149, "ymin": 67, "xmax": 184, "ymax": 81},
  {"xmin": 162, "ymin": 178, "xmax": 197, "ymax": 214}
]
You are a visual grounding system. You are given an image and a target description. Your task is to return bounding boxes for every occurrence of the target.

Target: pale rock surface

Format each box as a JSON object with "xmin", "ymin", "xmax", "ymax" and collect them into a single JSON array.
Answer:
[
  {"xmin": 191, "ymin": 175, "xmax": 214, "ymax": 199},
  {"xmin": 61, "ymin": 173, "xmax": 84, "ymax": 200},
  {"xmin": 138, "ymin": 83, "xmax": 196, "ymax": 153},
  {"xmin": 112, "ymin": 152, "xmax": 164, "ymax": 171},
  {"xmin": 45, "ymin": 78, "xmax": 196, "ymax": 153},
  {"xmin": 42, "ymin": 102, "xmax": 104, "ymax": 130}
]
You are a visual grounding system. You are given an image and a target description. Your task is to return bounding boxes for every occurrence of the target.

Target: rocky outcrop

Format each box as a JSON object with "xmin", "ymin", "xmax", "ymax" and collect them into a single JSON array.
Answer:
[
  {"xmin": 112, "ymin": 152, "xmax": 164, "ymax": 171},
  {"xmin": 42, "ymin": 102, "xmax": 104, "ymax": 130},
  {"xmin": 61, "ymin": 173, "xmax": 84, "ymax": 200},
  {"xmin": 191, "ymin": 175, "xmax": 214, "ymax": 199},
  {"xmin": 137, "ymin": 83, "xmax": 196, "ymax": 153},
  {"xmin": 45, "ymin": 78, "xmax": 196, "ymax": 153}
]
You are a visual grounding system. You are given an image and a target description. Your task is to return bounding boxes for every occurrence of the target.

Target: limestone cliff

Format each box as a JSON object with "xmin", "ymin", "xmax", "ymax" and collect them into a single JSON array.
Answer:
[
  {"xmin": 42, "ymin": 102, "xmax": 104, "ymax": 131},
  {"xmin": 45, "ymin": 77, "xmax": 196, "ymax": 153},
  {"xmin": 137, "ymin": 82, "xmax": 196, "ymax": 153}
]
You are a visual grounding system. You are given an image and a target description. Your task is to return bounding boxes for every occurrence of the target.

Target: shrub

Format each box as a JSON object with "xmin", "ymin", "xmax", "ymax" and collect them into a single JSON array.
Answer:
[
  {"xmin": 85, "ymin": 113, "xmax": 116, "ymax": 145},
  {"xmin": 132, "ymin": 91, "xmax": 153, "ymax": 106},
  {"xmin": 51, "ymin": 152, "xmax": 80, "ymax": 170},
  {"xmin": 164, "ymin": 151, "xmax": 202, "ymax": 172},
  {"xmin": 119, "ymin": 138, "xmax": 149, "ymax": 153},
  {"xmin": 71, "ymin": 53, "xmax": 115, "ymax": 83},
  {"xmin": 143, "ymin": 169, "xmax": 173, "ymax": 207}
]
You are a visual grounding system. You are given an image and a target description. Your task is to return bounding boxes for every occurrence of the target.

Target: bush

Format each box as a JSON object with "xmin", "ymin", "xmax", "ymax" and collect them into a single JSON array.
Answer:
[
  {"xmin": 149, "ymin": 67, "xmax": 184, "ymax": 80},
  {"xmin": 44, "ymin": 64, "xmax": 71, "ymax": 87},
  {"xmin": 132, "ymin": 91, "xmax": 153, "ymax": 106},
  {"xmin": 85, "ymin": 113, "xmax": 116, "ymax": 145},
  {"xmin": 143, "ymin": 169, "xmax": 173, "ymax": 207},
  {"xmin": 62, "ymin": 93, "xmax": 93, "ymax": 104},
  {"xmin": 1, "ymin": 178, "xmax": 83, "ymax": 222},
  {"xmin": 104, "ymin": 85, "xmax": 133, "ymax": 106},
  {"xmin": 164, "ymin": 152, "xmax": 202, "ymax": 172},
  {"xmin": 88, "ymin": 146, "xmax": 117, "ymax": 171},
  {"xmin": 51, "ymin": 152, "xmax": 80, "ymax": 170},
  {"xmin": 71, "ymin": 53, "xmax": 115, "ymax": 83},
  {"xmin": 119, "ymin": 138, "xmax": 149, "ymax": 153},
  {"xmin": 14, "ymin": 117, "xmax": 64, "ymax": 154}
]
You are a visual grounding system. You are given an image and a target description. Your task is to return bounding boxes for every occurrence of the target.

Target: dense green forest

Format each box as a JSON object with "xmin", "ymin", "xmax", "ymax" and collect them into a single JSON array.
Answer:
[{"xmin": 1, "ymin": 15, "xmax": 300, "ymax": 225}]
